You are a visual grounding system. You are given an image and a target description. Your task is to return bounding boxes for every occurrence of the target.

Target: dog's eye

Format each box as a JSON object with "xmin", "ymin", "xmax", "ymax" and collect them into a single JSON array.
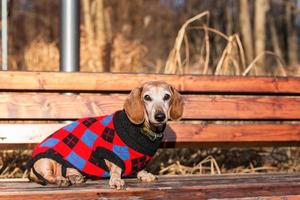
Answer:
[
  {"xmin": 144, "ymin": 95, "xmax": 152, "ymax": 101},
  {"xmin": 163, "ymin": 94, "xmax": 170, "ymax": 101}
]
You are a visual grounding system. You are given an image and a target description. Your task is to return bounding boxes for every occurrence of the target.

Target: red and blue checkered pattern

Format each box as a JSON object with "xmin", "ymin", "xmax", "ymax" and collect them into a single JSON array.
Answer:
[{"xmin": 31, "ymin": 113, "xmax": 152, "ymax": 178}]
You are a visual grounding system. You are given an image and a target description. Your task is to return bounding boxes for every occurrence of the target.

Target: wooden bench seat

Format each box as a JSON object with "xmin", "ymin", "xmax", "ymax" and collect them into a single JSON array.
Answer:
[
  {"xmin": 0, "ymin": 71, "xmax": 299, "ymax": 199},
  {"xmin": 1, "ymin": 173, "xmax": 300, "ymax": 200}
]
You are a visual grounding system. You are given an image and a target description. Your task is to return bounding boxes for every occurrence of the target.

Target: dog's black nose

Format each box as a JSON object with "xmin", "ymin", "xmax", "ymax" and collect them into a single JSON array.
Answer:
[{"xmin": 155, "ymin": 112, "xmax": 166, "ymax": 122}]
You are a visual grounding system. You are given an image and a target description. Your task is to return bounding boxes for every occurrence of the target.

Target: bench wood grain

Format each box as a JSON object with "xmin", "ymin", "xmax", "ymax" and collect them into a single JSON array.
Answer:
[
  {"xmin": 0, "ymin": 71, "xmax": 300, "ymax": 93},
  {"xmin": 0, "ymin": 93, "xmax": 299, "ymax": 119},
  {"xmin": 0, "ymin": 123, "xmax": 299, "ymax": 149},
  {"xmin": 0, "ymin": 174, "xmax": 299, "ymax": 200}
]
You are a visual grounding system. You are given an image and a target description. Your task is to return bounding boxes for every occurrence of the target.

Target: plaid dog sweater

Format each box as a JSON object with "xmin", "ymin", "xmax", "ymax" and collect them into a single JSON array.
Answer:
[{"xmin": 27, "ymin": 110, "xmax": 163, "ymax": 179}]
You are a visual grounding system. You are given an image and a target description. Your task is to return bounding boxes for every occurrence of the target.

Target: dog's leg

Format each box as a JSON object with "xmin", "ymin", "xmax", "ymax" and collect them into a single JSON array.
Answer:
[
  {"xmin": 30, "ymin": 158, "xmax": 71, "ymax": 187},
  {"xmin": 66, "ymin": 167, "xmax": 85, "ymax": 185},
  {"xmin": 105, "ymin": 160, "xmax": 125, "ymax": 190},
  {"xmin": 137, "ymin": 170, "xmax": 157, "ymax": 182}
]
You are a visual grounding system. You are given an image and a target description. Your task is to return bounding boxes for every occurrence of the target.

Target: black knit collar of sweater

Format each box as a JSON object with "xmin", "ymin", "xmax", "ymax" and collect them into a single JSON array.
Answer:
[{"xmin": 113, "ymin": 110, "xmax": 164, "ymax": 156}]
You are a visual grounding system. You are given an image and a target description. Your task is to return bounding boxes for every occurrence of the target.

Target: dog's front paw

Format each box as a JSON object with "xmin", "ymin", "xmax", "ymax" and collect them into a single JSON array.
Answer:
[
  {"xmin": 109, "ymin": 177, "xmax": 125, "ymax": 190},
  {"xmin": 68, "ymin": 175, "xmax": 85, "ymax": 186},
  {"xmin": 56, "ymin": 177, "xmax": 71, "ymax": 187},
  {"xmin": 137, "ymin": 170, "xmax": 157, "ymax": 182}
]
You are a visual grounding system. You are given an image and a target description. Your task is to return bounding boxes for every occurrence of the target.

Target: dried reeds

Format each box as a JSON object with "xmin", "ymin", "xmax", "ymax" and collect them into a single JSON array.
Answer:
[
  {"xmin": 242, "ymin": 51, "xmax": 287, "ymax": 76},
  {"xmin": 1, "ymin": 147, "xmax": 300, "ymax": 178},
  {"xmin": 164, "ymin": 11, "xmax": 287, "ymax": 76},
  {"xmin": 0, "ymin": 150, "xmax": 31, "ymax": 179},
  {"xmin": 214, "ymin": 35, "xmax": 243, "ymax": 75},
  {"xmin": 164, "ymin": 11, "xmax": 209, "ymax": 74},
  {"xmin": 154, "ymin": 147, "xmax": 300, "ymax": 176},
  {"xmin": 159, "ymin": 156, "xmax": 221, "ymax": 175},
  {"xmin": 110, "ymin": 34, "xmax": 148, "ymax": 72},
  {"xmin": 24, "ymin": 37, "xmax": 59, "ymax": 71}
]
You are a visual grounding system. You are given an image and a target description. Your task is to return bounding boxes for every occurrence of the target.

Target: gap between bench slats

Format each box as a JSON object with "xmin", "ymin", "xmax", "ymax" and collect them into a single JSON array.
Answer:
[
  {"xmin": 0, "ymin": 123, "xmax": 299, "ymax": 149},
  {"xmin": 0, "ymin": 93, "xmax": 299, "ymax": 120},
  {"xmin": 1, "ymin": 71, "xmax": 300, "ymax": 94}
]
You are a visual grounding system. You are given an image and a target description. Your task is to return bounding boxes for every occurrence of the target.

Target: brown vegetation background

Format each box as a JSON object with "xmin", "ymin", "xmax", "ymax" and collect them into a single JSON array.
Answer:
[{"xmin": 2, "ymin": 0, "xmax": 300, "ymax": 75}]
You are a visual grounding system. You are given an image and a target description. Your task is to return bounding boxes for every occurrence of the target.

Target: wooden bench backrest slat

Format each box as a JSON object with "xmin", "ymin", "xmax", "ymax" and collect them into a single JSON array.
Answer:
[
  {"xmin": 0, "ymin": 123, "xmax": 299, "ymax": 148},
  {"xmin": 1, "ymin": 71, "xmax": 300, "ymax": 94},
  {"xmin": 0, "ymin": 93, "xmax": 300, "ymax": 120}
]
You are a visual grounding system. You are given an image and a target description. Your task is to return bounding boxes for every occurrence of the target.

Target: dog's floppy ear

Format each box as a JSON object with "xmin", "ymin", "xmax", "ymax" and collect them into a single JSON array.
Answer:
[
  {"xmin": 169, "ymin": 86, "xmax": 184, "ymax": 121},
  {"xmin": 124, "ymin": 87, "xmax": 144, "ymax": 124}
]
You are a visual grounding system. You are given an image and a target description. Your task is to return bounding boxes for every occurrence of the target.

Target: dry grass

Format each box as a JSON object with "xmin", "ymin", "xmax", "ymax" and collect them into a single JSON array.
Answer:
[
  {"xmin": 22, "ymin": 28, "xmax": 149, "ymax": 73},
  {"xmin": 1, "ymin": 147, "xmax": 299, "ymax": 178},
  {"xmin": 242, "ymin": 51, "xmax": 287, "ymax": 76},
  {"xmin": 159, "ymin": 156, "xmax": 221, "ymax": 175},
  {"xmin": 164, "ymin": 11, "xmax": 210, "ymax": 74},
  {"xmin": 147, "ymin": 147, "xmax": 300, "ymax": 176},
  {"xmin": 24, "ymin": 37, "xmax": 59, "ymax": 71},
  {"xmin": 164, "ymin": 11, "xmax": 288, "ymax": 76},
  {"xmin": 111, "ymin": 34, "xmax": 148, "ymax": 72},
  {"xmin": 0, "ymin": 150, "xmax": 31, "ymax": 178},
  {"xmin": 214, "ymin": 34, "xmax": 244, "ymax": 75}
]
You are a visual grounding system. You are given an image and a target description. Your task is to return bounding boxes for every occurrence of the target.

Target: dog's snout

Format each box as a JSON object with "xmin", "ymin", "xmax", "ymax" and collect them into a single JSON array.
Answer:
[{"xmin": 154, "ymin": 112, "xmax": 166, "ymax": 122}]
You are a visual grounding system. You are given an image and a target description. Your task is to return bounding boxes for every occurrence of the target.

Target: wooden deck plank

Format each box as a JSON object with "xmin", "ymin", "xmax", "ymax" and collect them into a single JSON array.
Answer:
[
  {"xmin": 1, "ymin": 71, "xmax": 300, "ymax": 94},
  {"xmin": 217, "ymin": 196, "xmax": 300, "ymax": 200},
  {"xmin": 0, "ymin": 123, "xmax": 299, "ymax": 148},
  {"xmin": 0, "ymin": 93, "xmax": 300, "ymax": 120},
  {"xmin": 0, "ymin": 174, "xmax": 299, "ymax": 199}
]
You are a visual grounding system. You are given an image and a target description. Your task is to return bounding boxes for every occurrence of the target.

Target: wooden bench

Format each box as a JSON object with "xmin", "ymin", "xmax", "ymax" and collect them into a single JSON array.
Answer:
[{"xmin": 0, "ymin": 71, "xmax": 299, "ymax": 199}]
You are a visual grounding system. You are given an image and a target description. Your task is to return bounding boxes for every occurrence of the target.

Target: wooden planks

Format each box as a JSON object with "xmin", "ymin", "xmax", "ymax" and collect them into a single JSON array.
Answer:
[
  {"xmin": 0, "ymin": 93, "xmax": 300, "ymax": 120},
  {"xmin": 1, "ymin": 72, "xmax": 299, "ymax": 199},
  {"xmin": 0, "ymin": 123, "xmax": 299, "ymax": 148},
  {"xmin": 1, "ymin": 71, "xmax": 300, "ymax": 93},
  {"xmin": 0, "ymin": 173, "xmax": 300, "ymax": 199}
]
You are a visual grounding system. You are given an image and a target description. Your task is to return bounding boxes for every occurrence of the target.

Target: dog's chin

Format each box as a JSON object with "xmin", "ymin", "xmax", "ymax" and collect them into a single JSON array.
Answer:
[{"xmin": 149, "ymin": 122, "xmax": 166, "ymax": 133}]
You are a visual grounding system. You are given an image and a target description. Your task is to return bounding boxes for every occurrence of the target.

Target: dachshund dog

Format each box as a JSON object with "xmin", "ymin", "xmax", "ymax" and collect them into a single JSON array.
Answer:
[{"xmin": 27, "ymin": 81, "xmax": 184, "ymax": 189}]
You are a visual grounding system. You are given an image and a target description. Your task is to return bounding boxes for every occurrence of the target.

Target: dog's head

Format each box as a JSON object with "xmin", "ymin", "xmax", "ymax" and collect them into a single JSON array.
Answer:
[{"xmin": 124, "ymin": 81, "xmax": 184, "ymax": 130}]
